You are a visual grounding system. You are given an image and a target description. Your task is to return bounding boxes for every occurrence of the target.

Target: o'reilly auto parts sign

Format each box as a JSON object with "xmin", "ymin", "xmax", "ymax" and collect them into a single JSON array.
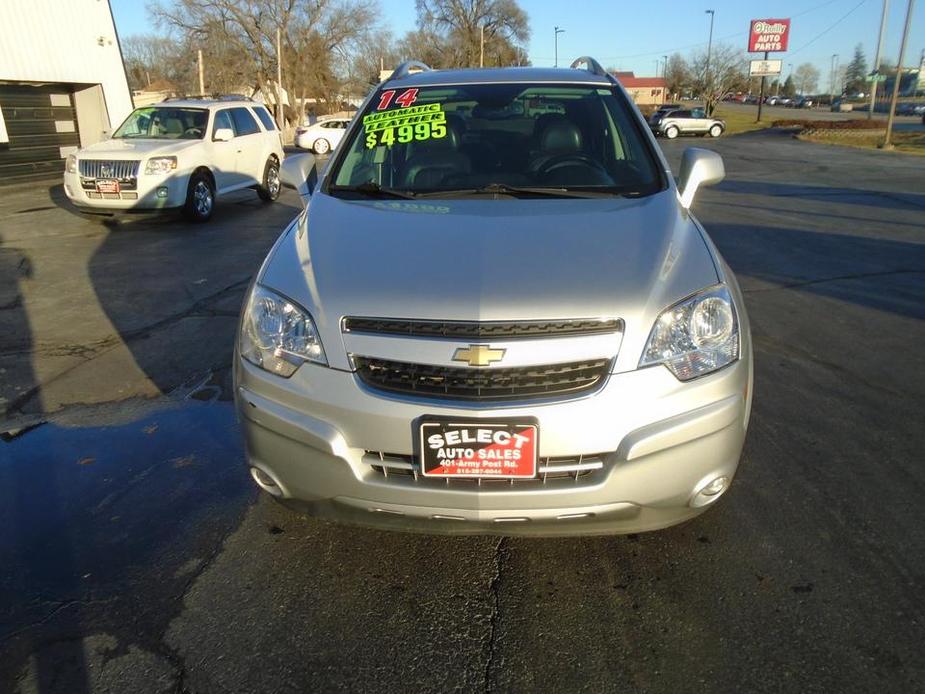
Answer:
[{"xmin": 748, "ymin": 18, "xmax": 791, "ymax": 53}]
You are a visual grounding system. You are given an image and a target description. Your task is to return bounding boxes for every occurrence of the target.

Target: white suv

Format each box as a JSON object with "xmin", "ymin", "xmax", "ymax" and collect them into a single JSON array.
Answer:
[{"xmin": 63, "ymin": 98, "xmax": 285, "ymax": 222}]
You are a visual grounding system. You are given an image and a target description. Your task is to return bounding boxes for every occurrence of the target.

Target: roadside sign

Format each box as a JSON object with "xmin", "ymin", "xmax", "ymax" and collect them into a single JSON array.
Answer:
[
  {"xmin": 749, "ymin": 59, "xmax": 783, "ymax": 77},
  {"xmin": 748, "ymin": 18, "xmax": 791, "ymax": 53},
  {"xmin": 865, "ymin": 75, "xmax": 887, "ymax": 82}
]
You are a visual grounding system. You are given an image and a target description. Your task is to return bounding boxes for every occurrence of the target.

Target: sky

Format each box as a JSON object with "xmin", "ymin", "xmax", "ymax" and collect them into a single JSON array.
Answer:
[{"xmin": 112, "ymin": 0, "xmax": 925, "ymax": 82}]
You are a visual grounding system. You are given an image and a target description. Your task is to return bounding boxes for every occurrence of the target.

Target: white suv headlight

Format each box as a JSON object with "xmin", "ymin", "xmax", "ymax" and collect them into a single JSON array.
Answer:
[
  {"xmin": 144, "ymin": 156, "xmax": 178, "ymax": 175},
  {"xmin": 240, "ymin": 285, "xmax": 326, "ymax": 377},
  {"xmin": 639, "ymin": 285, "xmax": 739, "ymax": 381},
  {"xmin": 66, "ymin": 154, "xmax": 78, "ymax": 174}
]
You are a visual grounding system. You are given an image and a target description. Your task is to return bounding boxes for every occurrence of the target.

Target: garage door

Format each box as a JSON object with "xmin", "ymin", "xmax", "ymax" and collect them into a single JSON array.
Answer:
[{"xmin": 0, "ymin": 83, "xmax": 81, "ymax": 184}]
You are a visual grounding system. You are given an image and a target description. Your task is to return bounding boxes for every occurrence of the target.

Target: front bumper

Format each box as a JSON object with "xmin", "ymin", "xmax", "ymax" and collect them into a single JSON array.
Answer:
[
  {"xmin": 235, "ymin": 349, "xmax": 752, "ymax": 536},
  {"xmin": 63, "ymin": 171, "xmax": 189, "ymax": 211}
]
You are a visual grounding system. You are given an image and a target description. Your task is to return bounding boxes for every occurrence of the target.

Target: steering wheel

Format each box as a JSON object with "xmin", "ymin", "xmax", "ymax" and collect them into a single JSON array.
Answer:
[
  {"xmin": 183, "ymin": 127, "xmax": 203, "ymax": 138},
  {"xmin": 537, "ymin": 153, "xmax": 610, "ymax": 178}
]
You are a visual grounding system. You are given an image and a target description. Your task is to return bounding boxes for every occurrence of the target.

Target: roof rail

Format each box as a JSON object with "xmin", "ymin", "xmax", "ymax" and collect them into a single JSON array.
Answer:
[
  {"xmin": 163, "ymin": 94, "xmax": 254, "ymax": 102},
  {"xmin": 388, "ymin": 61, "xmax": 433, "ymax": 82},
  {"xmin": 569, "ymin": 56, "xmax": 608, "ymax": 78}
]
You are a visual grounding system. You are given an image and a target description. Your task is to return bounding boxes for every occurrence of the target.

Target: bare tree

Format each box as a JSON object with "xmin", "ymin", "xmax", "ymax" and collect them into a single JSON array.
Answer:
[
  {"xmin": 412, "ymin": 0, "xmax": 530, "ymax": 68},
  {"xmin": 122, "ymin": 34, "xmax": 192, "ymax": 91},
  {"xmin": 150, "ymin": 0, "xmax": 381, "ymax": 124},
  {"xmin": 664, "ymin": 53, "xmax": 691, "ymax": 100},
  {"xmin": 793, "ymin": 63, "xmax": 820, "ymax": 96},
  {"xmin": 688, "ymin": 44, "xmax": 747, "ymax": 115}
]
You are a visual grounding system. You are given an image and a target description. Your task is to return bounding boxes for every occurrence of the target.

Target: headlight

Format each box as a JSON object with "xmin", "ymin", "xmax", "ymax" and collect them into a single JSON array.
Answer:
[
  {"xmin": 66, "ymin": 154, "xmax": 77, "ymax": 174},
  {"xmin": 144, "ymin": 156, "xmax": 178, "ymax": 175},
  {"xmin": 639, "ymin": 285, "xmax": 739, "ymax": 381},
  {"xmin": 240, "ymin": 285, "xmax": 326, "ymax": 377}
]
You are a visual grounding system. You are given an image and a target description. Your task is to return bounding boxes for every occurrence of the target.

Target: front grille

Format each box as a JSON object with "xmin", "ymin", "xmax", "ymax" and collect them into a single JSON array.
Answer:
[
  {"xmin": 365, "ymin": 451, "xmax": 608, "ymax": 484},
  {"xmin": 78, "ymin": 159, "xmax": 140, "ymax": 180},
  {"xmin": 353, "ymin": 356, "xmax": 610, "ymax": 401},
  {"xmin": 343, "ymin": 317, "xmax": 622, "ymax": 339}
]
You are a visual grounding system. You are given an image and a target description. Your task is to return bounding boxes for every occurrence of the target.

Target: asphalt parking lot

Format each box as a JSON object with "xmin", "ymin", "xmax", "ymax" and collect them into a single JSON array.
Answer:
[{"xmin": 1, "ymin": 132, "xmax": 924, "ymax": 693}]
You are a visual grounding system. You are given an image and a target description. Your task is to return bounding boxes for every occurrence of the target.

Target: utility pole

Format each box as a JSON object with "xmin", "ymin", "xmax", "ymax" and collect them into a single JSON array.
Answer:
[
  {"xmin": 276, "ymin": 26, "xmax": 283, "ymax": 128},
  {"xmin": 197, "ymin": 49, "xmax": 205, "ymax": 96},
  {"xmin": 830, "ymin": 54, "xmax": 839, "ymax": 105},
  {"xmin": 868, "ymin": 0, "xmax": 890, "ymax": 119},
  {"xmin": 704, "ymin": 10, "xmax": 715, "ymax": 111},
  {"xmin": 554, "ymin": 26, "xmax": 565, "ymax": 67},
  {"xmin": 883, "ymin": 0, "xmax": 916, "ymax": 148},
  {"xmin": 480, "ymin": 24, "xmax": 485, "ymax": 67}
]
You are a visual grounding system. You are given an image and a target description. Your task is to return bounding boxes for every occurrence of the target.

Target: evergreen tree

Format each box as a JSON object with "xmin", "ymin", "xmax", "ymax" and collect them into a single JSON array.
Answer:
[
  {"xmin": 782, "ymin": 75, "xmax": 796, "ymax": 97},
  {"xmin": 845, "ymin": 43, "xmax": 868, "ymax": 95}
]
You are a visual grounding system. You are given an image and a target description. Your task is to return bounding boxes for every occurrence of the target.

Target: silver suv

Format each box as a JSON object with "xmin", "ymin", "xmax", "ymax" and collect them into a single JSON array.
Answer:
[
  {"xmin": 650, "ymin": 107, "xmax": 725, "ymax": 139},
  {"xmin": 234, "ymin": 58, "xmax": 752, "ymax": 536}
]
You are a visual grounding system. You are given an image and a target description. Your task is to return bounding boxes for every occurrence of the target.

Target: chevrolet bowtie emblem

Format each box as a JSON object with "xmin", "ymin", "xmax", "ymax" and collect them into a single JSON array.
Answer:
[{"xmin": 452, "ymin": 344, "xmax": 506, "ymax": 367}]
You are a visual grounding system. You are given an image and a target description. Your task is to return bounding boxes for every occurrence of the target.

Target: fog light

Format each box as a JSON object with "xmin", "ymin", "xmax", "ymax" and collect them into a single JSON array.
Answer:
[
  {"xmin": 690, "ymin": 475, "xmax": 729, "ymax": 508},
  {"xmin": 250, "ymin": 466, "xmax": 284, "ymax": 497},
  {"xmin": 156, "ymin": 186, "xmax": 169, "ymax": 198},
  {"xmin": 702, "ymin": 476, "xmax": 728, "ymax": 496}
]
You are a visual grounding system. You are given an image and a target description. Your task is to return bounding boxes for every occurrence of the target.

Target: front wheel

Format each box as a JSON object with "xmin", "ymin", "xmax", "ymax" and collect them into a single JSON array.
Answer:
[
  {"xmin": 183, "ymin": 173, "xmax": 214, "ymax": 223},
  {"xmin": 665, "ymin": 126, "xmax": 679, "ymax": 139},
  {"xmin": 709, "ymin": 124, "xmax": 723, "ymax": 138},
  {"xmin": 256, "ymin": 158, "xmax": 280, "ymax": 202},
  {"xmin": 312, "ymin": 138, "xmax": 330, "ymax": 155}
]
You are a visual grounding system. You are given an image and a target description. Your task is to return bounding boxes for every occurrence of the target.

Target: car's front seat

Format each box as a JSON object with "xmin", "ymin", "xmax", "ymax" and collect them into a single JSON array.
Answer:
[{"xmin": 400, "ymin": 117, "xmax": 470, "ymax": 189}]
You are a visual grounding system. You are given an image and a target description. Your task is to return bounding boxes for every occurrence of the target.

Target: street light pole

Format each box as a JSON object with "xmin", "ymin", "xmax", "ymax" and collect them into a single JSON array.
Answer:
[
  {"xmin": 830, "ymin": 54, "xmax": 839, "ymax": 106},
  {"xmin": 554, "ymin": 26, "xmax": 565, "ymax": 67},
  {"xmin": 868, "ymin": 0, "xmax": 890, "ymax": 119},
  {"xmin": 883, "ymin": 0, "xmax": 916, "ymax": 148},
  {"xmin": 704, "ymin": 10, "xmax": 715, "ymax": 112}
]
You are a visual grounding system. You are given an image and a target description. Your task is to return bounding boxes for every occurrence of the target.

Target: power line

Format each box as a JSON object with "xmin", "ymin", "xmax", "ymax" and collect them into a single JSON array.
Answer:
[
  {"xmin": 787, "ymin": 0, "xmax": 868, "ymax": 56},
  {"xmin": 591, "ymin": 0, "xmax": 863, "ymax": 62}
]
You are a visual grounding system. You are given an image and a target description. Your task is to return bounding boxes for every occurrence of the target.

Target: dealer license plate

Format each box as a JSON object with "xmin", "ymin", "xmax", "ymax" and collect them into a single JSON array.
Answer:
[
  {"xmin": 419, "ymin": 418, "xmax": 538, "ymax": 478},
  {"xmin": 95, "ymin": 179, "xmax": 120, "ymax": 194}
]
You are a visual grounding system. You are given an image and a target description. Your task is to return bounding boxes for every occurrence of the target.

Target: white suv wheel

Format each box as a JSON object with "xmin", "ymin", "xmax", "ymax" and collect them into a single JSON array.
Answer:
[
  {"xmin": 313, "ymin": 138, "xmax": 331, "ymax": 154},
  {"xmin": 665, "ymin": 126, "xmax": 679, "ymax": 139},
  {"xmin": 709, "ymin": 124, "xmax": 723, "ymax": 138}
]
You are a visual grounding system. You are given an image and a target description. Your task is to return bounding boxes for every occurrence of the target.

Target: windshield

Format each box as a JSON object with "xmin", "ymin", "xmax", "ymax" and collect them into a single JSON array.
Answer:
[
  {"xmin": 113, "ymin": 107, "xmax": 209, "ymax": 140},
  {"xmin": 329, "ymin": 83, "xmax": 662, "ymax": 197}
]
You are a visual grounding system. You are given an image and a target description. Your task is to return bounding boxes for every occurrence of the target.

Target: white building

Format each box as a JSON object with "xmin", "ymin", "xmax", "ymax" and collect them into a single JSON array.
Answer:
[{"xmin": 0, "ymin": 0, "xmax": 133, "ymax": 183}]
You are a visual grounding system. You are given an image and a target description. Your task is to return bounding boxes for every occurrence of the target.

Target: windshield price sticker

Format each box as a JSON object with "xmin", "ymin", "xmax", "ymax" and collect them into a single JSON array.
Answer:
[
  {"xmin": 363, "ymin": 103, "xmax": 447, "ymax": 148},
  {"xmin": 419, "ymin": 420, "xmax": 538, "ymax": 478}
]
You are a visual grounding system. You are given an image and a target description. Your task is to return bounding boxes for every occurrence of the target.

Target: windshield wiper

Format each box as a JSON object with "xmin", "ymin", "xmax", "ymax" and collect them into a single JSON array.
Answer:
[
  {"xmin": 414, "ymin": 183, "xmax": 617, "ymax": 199},
  {"xmin": 328, "ymin": 181, "xmax": 417, "ymax": 199}
]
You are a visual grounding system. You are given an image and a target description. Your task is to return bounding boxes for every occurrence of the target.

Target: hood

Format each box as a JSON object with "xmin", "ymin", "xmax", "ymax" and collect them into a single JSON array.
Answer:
[
  {"xmin": 260, "ymin": 191, "xmax": 719, "ymax": 371},
  {"xmin": 78, "ymin": 138, "xmax": 200, "ymax": 159}
]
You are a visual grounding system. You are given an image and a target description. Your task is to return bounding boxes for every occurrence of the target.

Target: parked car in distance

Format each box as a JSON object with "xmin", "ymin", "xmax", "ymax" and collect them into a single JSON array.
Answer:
[
  {"xmin": 63, "ymin": 98, "xmax": 284, "ymax": 222},
  {"xmin": 235, "ymin": 59, "xmax": 752, "ymax": 536},
  {"xmin": 793, "ymin": 97, "xmax": 814, "ymax": 108},
  {"xmin": 294, "ymin": 117, "xmax": 351, "ymax": 154},
  {"xmin": 651, "ymin": 107, "xmax": 725, "ymax": 139}
]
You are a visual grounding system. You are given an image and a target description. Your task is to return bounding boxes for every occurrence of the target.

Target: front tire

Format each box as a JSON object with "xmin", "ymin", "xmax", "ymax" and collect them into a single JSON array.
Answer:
[
  {"xmin": 312, "ymin": 138, "xmax": 330, "ymax": 155},
  {"xmin": 665, "ymin": 126, "xmax": 679, "ymax": 139},
  {"xmin": 183, "ymin": 172, "xmax": 214, "ymax": 223},
  {"xmin": 257, "ymin": 158, "xmax": 280, "ymax": 202},
  {"xmin": 709, "ymin": 124, "xmax": 723, "ymax": 138}
]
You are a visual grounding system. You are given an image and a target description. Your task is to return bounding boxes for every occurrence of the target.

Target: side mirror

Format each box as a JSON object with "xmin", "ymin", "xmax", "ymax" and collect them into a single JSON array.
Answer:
[
  {"xmin": 213, "ymin": 128, "xmax": 234, "ymax": 142},
  {"xmin": 677, "ymin": 147, "xmax": 725, "ymax": 209},
  {"xmin": 280, "ymin": 154, "xmax": 317, "ymax": 200}
]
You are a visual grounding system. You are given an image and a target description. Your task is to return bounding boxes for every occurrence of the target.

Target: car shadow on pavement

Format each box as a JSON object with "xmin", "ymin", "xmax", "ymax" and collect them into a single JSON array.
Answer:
[
  {"xmin": 714, "ymin": 180, "xmax": 925, "ymax": 212},
  {"xmin": 707, "ymin": 223, "xmax": 925, "ymax": 321}
]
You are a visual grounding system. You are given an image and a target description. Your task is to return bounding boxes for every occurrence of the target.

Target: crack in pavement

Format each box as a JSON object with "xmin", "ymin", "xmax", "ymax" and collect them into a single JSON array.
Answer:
[
  {"xmin": 2, "ymin": 277, "xmax": 251, "ymax": 419},
  {"xmin": 743, "ymin": 269, "xmax": 923, "ymax": 295},
  {"xmin": 0, "ymin": 597, "xmax": 119, "ymax": 645},
  {"xmin": 482, "ymin": 537, "xmax": 507, "ymax": 693}
]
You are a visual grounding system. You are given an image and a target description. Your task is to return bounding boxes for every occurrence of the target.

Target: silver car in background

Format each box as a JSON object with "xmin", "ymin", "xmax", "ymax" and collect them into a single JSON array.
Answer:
[
  {"xmin": 650, "ymin": 107, "xmax": 725, "ymax": 139},
  {"xmin": 234, "ymin": 58, "xmax": 752, "ymax": 536}
]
